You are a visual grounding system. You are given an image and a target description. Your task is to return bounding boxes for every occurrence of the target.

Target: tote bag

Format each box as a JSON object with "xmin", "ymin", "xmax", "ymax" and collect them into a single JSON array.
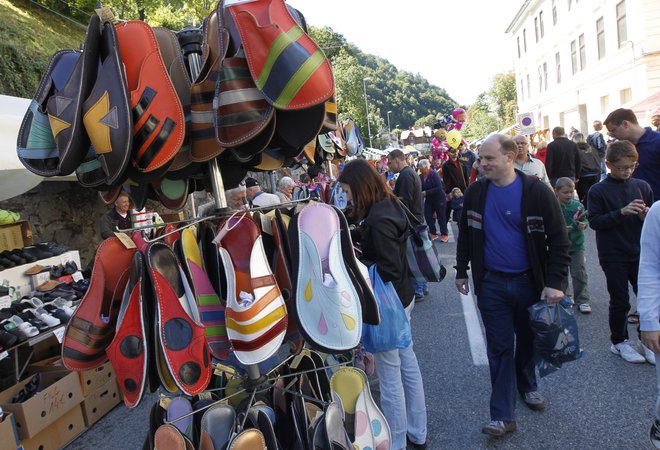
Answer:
[
  {"xmin": 361, "ymin": 265, "xmax": 412, "ymax": 353},
  {"xmin": 397, "ymin": 200, "xmax": 446, "ymax": 283}
]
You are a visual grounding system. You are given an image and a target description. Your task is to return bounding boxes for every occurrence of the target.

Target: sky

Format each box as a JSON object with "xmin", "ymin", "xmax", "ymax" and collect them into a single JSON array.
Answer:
[{"xmin": 286, "ymin": 0, "xmax": 518, "ymax": 106}]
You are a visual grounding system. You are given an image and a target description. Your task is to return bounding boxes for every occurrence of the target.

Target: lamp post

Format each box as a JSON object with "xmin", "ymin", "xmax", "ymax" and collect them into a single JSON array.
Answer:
[
  {"xmin": 362, "ymin": 77, "xmax": 373, "ymax": 148},
  {"xmin": 387, "ymin": 110, "xmax": 392, "ymax": 134}
]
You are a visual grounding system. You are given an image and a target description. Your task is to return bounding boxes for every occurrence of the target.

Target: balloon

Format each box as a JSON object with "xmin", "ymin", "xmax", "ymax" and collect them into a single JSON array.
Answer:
[{"xmin": 447, "ymin": 129, "xmax": 462, "ymax": 149}]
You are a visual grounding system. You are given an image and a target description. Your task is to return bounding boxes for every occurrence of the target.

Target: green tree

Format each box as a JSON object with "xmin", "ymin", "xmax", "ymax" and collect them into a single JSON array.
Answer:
[
  {"xmin": 415, "ymin": 114, "xmax": 436, "ymax": 128},
  {"xmin": 488, "ymin": 71, "xmax": 518, "ymax": 126}
]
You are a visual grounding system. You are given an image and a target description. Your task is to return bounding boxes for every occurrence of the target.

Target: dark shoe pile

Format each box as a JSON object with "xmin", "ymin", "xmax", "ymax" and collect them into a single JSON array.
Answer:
[{"xmin": 0, "ymin": 242, "xmax": 72, "ymax": 272}]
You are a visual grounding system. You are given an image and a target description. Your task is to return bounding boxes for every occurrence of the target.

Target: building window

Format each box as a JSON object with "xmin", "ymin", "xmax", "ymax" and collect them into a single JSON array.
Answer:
[
  {"xmin": 543, "ymin": 62, "xmax": 548, "ymax": 90},
  {"xmin": 552, "ymin": 0, "xmax": 557, "ymax": 25},
  {"xmin": 538, "ymin": 66, "xmax": 543, "ymax": 93},
  {"xmin": 600, "ymin": 95, "xmax": 609, "ymax": 114},
  {"xmin": 617, "ymin": 1, "xmax": 627, "ymax": 48},
  {"xmin": 517, "ymin": 37, "xmax": 521, "ymax": 58},
  {"xmin": 568, "ymin": 0, "xmax": 572, "ymax": 11},
  {"xmin": 527, "ymin": 74, "xmax": 531, "ymax": 98},
  {"xmin": 597, "ymin": 17, "xmax": 606, "ymax": 59},
  {"xmin": 535, "ymin": 18, "xmax": 539, "ymax": 42},
  {"xmin": 620, "ymin": 88, "xmax": 632, "ymax": 104},
  {"xmin": 556, "ymin": 52, "xmax": 561, "ymax": 83},
  {"xmin": 539, "ymin": 11, "xmax": 545, "ymax": 37},
  {"xmin": 571, "ymin": 40, "xmax": 577, "ymax": 75},
  {"xmin": 520, "ymin": 79, "xmax": 525, "ymax": 101},
  {"xmin": 579, "ymin": 34, "xmax": 586, "ymax": 70},
  {"xmin": 523, "ymin": 29, "xmax": 527, "ymax": 52}
]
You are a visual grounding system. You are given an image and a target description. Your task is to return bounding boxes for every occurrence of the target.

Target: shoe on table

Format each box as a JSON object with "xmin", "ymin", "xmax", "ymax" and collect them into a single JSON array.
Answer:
[
  {"xmin": 481, "ymin": 420, "xmax": 517, "ymax": 437},
  {"xmin": 651, "ymin": 419, "xmax": 660, "ymax": 449},
  {"xmin": 406, "ymin": 436, "xmax": 427, "ymax": 449},
  {"xmin": 521, "ymin": 391, "xmax": 545, "ymax": 411},
  {"xmin": 439, "ymin": 235, "xmax": 449, "ymax": 243},
  {"xmin": 611, "ymin": 340, "xmax": 646, "ymax": 363},
  {"xmin": 578, "ymin": 303, "xmax": 592, "ymax": 314}
]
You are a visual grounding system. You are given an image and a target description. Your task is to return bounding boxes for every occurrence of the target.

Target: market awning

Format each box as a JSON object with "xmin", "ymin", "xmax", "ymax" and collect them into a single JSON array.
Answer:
[
  {"xmin": 0, "ymin": 95, "xmax": 43, "ymax": 201},
  {"xmin": 624, "ymin": 90, "xmax": 660, "ymax": 118}
]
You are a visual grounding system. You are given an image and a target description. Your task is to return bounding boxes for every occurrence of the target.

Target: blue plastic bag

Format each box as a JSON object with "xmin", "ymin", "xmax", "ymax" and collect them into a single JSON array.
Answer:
[
  {"xmin": 528, "ymin": 296, "xmax": 582, "ymax": 377},
  {"xmin": 361, "ymin": 265, "xmax": 412, "ymax": 353}
]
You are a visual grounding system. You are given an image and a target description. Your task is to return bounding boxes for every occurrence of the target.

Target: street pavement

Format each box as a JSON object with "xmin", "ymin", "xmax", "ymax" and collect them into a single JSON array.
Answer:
[{"xmin": 66, "ymin": 222, "xmax": 657, "ymax": 450}]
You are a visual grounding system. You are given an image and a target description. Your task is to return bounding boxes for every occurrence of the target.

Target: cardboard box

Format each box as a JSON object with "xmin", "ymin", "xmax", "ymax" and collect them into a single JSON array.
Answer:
[
  {"xmin": 0, "ymin": 221, "xmax": 31, "ymax": 252},
  {"xmin": 81, "ymin": 379, "xmax": 121, "ymax": 426},
  {"xmin": 78, "ymin": 362, "xmax": 116, "ymax": 396},
  {"xmin": 29, "ymin": 334, "xmax": 61, "ymax": 363},
  {"xmin": 19, "ymin": 405, "xmax": 85, "ymax": 450},
  {"xmin": 0, "ymin": 370, "xmax": 83, "ymax": 439},
  {"xmin": 0, "ymin": 413, "xmax": 20, "ymax": 450}
]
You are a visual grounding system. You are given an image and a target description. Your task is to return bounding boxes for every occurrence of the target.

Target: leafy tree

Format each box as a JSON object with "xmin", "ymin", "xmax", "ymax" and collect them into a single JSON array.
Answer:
[
  {"xmin": 463, "ymin": 71, "xmax": 517, "ymax": 142},
  {"xmin": 415, "ymin": 114, "xmax": 436, "ymax": 128}
]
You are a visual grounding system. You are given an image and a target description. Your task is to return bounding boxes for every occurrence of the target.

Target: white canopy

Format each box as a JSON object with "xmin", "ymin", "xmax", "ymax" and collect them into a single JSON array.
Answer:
[{"xmin": 0, "ymin": 95, "xmax": 44, "ymax": 201}]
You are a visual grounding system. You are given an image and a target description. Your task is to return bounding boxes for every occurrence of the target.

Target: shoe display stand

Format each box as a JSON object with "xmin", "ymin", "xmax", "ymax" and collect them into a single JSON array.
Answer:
[
  {"xmin": 1, "ymin": 324, "xmax": 66, "ymax": 385},
  {"xmin": 0, "ymin": 250, "xmax": 81, "ymax": 299}
]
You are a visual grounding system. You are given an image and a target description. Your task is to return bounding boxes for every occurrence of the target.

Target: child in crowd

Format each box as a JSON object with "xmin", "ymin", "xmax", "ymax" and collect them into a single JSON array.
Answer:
[
  {"xmin": 448, "ymin": 187, "xmax": 464, "ymax": 222},
  {"xmin": 588, "ymin": 140, "xmax": 654, "ymax": 364},
  {"xmin": 554, "ymin": 177, "xmax": 591, "ymax": 314}
]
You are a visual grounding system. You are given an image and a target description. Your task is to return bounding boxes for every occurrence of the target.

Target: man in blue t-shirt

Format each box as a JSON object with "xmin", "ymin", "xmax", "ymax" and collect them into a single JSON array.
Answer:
[
  {"xmin": 605, "ymin": 108, "xmax": 660, "ymax": 199},
  {"xmin": 455, "ymin": 134, "xmax": 570, "ymax": 437}
]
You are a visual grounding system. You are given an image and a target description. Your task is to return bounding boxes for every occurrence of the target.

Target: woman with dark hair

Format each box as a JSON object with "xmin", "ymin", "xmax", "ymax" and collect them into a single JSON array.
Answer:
[{"xmin": 338, "ymin": 159, "xmax": 428, "ymax": 450}]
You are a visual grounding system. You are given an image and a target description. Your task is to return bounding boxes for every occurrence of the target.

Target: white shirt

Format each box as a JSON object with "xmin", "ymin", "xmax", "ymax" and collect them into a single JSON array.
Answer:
[{"xmin": 514, "ymin": 154, "xmax": 552, "ymax": 188}]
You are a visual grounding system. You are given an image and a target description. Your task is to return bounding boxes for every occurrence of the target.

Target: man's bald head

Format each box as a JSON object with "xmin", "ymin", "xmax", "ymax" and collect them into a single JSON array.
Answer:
[{"xmin": 482, "ymin": 134, "xmax": 518, "ymax": 156}]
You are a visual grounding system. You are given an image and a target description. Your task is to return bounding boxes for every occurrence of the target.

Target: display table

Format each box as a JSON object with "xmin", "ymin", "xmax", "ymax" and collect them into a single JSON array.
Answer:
[{"xmin": 0, "ymin": 250, "xmax": 81, "ymax": 298}]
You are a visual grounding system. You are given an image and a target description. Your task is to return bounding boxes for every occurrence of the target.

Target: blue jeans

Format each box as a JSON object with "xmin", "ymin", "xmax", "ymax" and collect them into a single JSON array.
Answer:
[
  {"xmin": 476, "ymin": 271, "xmax": 539, "ymax": 421},
  {"xmin": 374, "ymin": 301, "xmax": 427, "ymax": 449}
]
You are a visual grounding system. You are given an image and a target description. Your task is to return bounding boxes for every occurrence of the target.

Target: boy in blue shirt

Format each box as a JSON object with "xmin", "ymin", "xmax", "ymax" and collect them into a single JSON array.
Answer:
[{"xmin": 588, "ymin": 140, "xmax": 654, "ymax": 364}]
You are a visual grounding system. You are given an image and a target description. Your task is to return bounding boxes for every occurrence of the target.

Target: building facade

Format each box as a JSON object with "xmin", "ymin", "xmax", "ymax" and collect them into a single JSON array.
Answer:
[{"xmin": 507, "ymin": 0, "xmax": 660, "ymax": 134}]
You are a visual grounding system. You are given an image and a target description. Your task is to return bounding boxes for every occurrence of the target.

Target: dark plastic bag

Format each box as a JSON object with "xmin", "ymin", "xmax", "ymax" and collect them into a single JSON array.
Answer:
[
  {"xmin": 361, "ymin": 265, "xmax": 412, "ymax": 353},
  {"xmin": 528, "ymin": 296, "xmax": 582, "ymax": 377}
]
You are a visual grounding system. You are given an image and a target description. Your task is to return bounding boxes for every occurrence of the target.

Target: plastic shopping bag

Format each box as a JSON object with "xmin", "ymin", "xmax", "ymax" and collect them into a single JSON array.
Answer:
[
  {"xmin": 528, "ymin": 296, "xmax": 582, "ymax": 377},
  {"xmin": 361, "ymin": 265, "xmax": 412, "ymax": 353}
]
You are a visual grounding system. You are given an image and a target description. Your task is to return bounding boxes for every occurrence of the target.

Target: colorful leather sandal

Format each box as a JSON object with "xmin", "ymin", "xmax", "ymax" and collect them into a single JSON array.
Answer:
[
  {"xmin": 198, "ymin": 222, "xmax": 224, "ymax": 297},
  {"xmin": 312, "ymin": 402, "xmax": 353, "ymax": 450},
  {"xmin": 115, "ymin": 20, "xmax": 184, "ymax": 178},
  {"xmin": 216, "ymin": 214, "xmax": 287, "ymax": 365},
  {"xmin": 43, "ymin": 13, "xmax": 101, "ymax": 176},
  {"xmin": 275, "ymin": 103, "xmax": 325, "ymax": 148},
  {"xmin": 62, "ymin": 237, "xmax": 136, "ymax": 370},
  {"xmin": 154, "ymin": 424, "xmax": 194, "ymax": 450},
  {"xmin": 320, "ymin": 93, "xmax": 338, "ymax": 134},
  {"xmin": 167, "ymin": 396, "xmax": 194, "ymax": 442},
  {"xmin": 181, "ymin": 227, "xmax": 230, "ymax": 360},
  {"xmin": 190, "ymin": 10, "xmax": 225, "ymax": 162},
  {"xmin": 79, "ymin": 19, "xmax": 132, "ymax": 187},
  {"xmin": 151, "ymin": 176, "xmax": 189, "ymax": 211},
  {"xmin": 17, "ymin": 50, "xmax": 79, "ymax": 177},
  {"xmin": 227, "ymin": 0, "xmax": 334, "ymax": 110},
  {"xmin": 244, "ymin": 406, "xmax": 278, "ymax": 449},
  {"xmin": 288, "ymin": 203, "xmax": 362, "ymax": 353},
  {"xmin": 228, "ymin": 428, "xmax": 266, "ymax": 450},
  {"xmin": 106, "ymin": 251, "xmax": 148, "ymax": 408},
  {"xmin": 146, "ymin": 241, "xmax": 212, "ymax": 396},
  {"xmin": 330, "ymin": 367, "xmax": 391, "ymax": 450},
  {"xmin": 215, "ymin": 4, "xmax": 275, "ymax": 158},
  {"xmin": 199, "ymin": 403, "xmax": 236, "ymax": 450}
]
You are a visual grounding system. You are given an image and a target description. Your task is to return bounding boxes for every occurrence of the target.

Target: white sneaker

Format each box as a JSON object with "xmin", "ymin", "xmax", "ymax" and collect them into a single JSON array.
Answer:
[
  {"xmin": 611, "ymin": 340, "xmax": 646, "ymax": 363},
  {"xmin": 640, "ymin": 342, "xmax": 657, "ymax": 365},
  {"xmin": 578, "ymin": 303, "xmax": 592, "ymax": 314},
  {"xmin": 651, "ymin": 419, "xmax": 660, "ymax": 449}
]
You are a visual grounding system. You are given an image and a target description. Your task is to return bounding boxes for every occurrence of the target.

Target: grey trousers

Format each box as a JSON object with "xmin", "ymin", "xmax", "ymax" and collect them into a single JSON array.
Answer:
[{"xmin": 561, "ymin": 249, "xmax": 590, "ymax": 304}]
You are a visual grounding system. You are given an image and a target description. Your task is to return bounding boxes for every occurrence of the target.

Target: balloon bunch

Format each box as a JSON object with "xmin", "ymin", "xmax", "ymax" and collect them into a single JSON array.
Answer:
[{"xmin": 430, "ymin": 108, "xmax": 466, "ymax": 163}]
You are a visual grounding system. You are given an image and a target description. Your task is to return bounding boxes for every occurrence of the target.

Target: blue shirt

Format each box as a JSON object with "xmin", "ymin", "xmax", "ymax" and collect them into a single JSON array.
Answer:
[
  {"xmin": 483, "ymin": 175, "xmax": 530, "ymax": 272},
  {"xmin": 634, "ymin": 127, "xmax": 660, "ymax": 199}
]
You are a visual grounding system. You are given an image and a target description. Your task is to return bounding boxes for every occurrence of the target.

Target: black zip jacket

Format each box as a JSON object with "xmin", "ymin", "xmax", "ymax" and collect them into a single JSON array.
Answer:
[
  {"xmin": 359, "ymin": 197, "xmax": 414, "ymax": 307},
  {"xmin": 394, "ymin": 165, "xmax": 424, "ymax": 222},
  {"xmin": 587, "ymin": 176, "xmax": 654, "ymax": 263},
  {"xmin": 455, "ymin": 170, "xmax": 570, "ymax": 296}
]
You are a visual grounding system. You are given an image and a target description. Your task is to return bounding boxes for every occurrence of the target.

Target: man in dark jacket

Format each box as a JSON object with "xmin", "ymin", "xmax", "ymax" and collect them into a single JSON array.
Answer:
[
  {"xmin": 455, "ymin": 134, "xmax": 570, "ymax": 437},
  {"xmin": 442, "ymin": 147, "xmax": 469, "ymax": 222},
  {"xmin": 388, "ymin": 149, "xmax": 426, "ymax": 300},
  {"xmin": 587, "ymin": 120, "xmax": 607, "ymax": 180},
  {"xmin": 546, "ymin": 126, "xmax": 582, "ymax": 186},
  {"xmin": 99, "ymin": 192, "xmax": 131, "ymax": 239}
]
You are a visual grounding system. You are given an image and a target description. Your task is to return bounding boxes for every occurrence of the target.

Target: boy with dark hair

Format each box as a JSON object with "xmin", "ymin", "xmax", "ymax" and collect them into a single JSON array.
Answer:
[{"xmin": 588, "ymin": 140, "xmax": 654, "ymax": 363}]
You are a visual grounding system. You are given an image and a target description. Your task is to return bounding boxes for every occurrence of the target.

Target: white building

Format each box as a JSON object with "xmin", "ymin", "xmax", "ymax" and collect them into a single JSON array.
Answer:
[{"xmin": 506, "ymin": 0, "xmax": 660, "ymax": 134}]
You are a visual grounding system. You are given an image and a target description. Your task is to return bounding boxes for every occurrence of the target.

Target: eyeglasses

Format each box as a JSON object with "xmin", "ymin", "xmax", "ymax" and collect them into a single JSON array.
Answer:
[{"xmin": 611, "ymin": 162, "xmax": 639, "ymax": 171}]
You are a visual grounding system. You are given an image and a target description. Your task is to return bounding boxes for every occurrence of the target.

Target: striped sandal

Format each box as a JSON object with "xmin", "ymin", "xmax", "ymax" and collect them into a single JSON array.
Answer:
[
  {"xmin": 181, "ymin": 227, "xmax": 230, "ymax": 360},
  {"xmin": 216, "ymin": 214, "xmax": 287, "ymax": 366},
  {"xmin": 62, "ymin": 238, "xmax": 136, "ymax": 370},
  {"xmin": 227, "ymin": 0, "xmax": 334, "ymax": 110}
]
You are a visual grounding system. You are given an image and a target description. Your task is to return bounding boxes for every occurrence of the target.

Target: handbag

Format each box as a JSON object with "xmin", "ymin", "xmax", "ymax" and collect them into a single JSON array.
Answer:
[
  {"xmin": 397, "ymin": 200, "xmax": 447, "ymax": 283},
  {"xmin": 361, "ymin": 265, "xmax": 411, "ymax": 353}
]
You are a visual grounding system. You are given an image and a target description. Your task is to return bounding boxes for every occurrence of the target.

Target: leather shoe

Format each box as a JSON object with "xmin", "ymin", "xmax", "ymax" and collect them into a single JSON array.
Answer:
[
  {"xmin": 481, "ymin": 420, "xmax": 517, "ymax": 437},
  {"xmin": 521, "ymin": 391, "xmax": 545, "ymax": 411},
  {"xmin": 407, "ymin": 436, "xmax": 427, "ymax": 449}
]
